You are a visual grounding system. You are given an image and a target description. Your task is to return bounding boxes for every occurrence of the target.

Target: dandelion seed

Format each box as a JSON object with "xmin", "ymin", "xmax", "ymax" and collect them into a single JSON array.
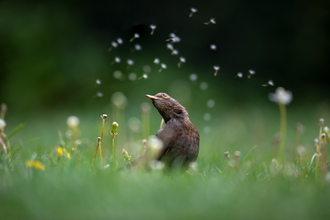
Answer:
[
  {"xmin": 177, "ymin": 57, "xmax": 186, "ymax": 68},
  {"xmin": 130, "ymin": 33, "xmax": 140, "ymax": 42},
  {"xmin": 172, "ymin": 36, "xmax": 181, "ymax": 43},
  {"xmin": 113, "ymin": 70, "xmax": 122, "ymax": 79},
  {"xmin": 262, "ymin": 80, "xmax": 274, "ymax": 87},
  {"xmin": 131, "ymin": 44, "xmax": 142, "ymax": 52},
  {"xmin": 207, "ymin": 99, "xmax": 215, "ymax": 108},
  {"xmin": 128, "ymin": 73, "xmax": 137, "ymax": 81},
  {"xmin": 150, "ymin": 24, "xmax": 157, "ymax": 35},
  {"xmin": 111, "ymin": 56, "xmax": 121, "ymax": 65},
  {"xmin": 189, "ymin": 74, "xmax": 198, "ymax": 81},
  {"xmin": 67, "ymin": 116, "xmax": 79, "ymax": 128},
  {"xmin": 143, "ymin": 73, "xmax": 148, "ymax": 79},
  {"xmin": 203, "ymin": 113, "xmax": 211, "ymax": 121},
  {"xmin": 166, "ymin": 43, "xmax": 174, "ymax": 50},
  {"xmin": 96, "ymin": 92, "xmax": 103, "ymax": 97},
  {"xmin": 247, "ymin": 69, "xmax": 255, "ymax": 78},
  {"xmin": 200, "ymin": 82, "xmax": 208, "ymax": 90},
  {"xmin": 117, "ymin": 38, "xmax": 123, "ymax": 44},
  {"xmin": 213, "ymin": 65, "xmax": 220, "ymax": 76},
  {"xmin": 96, "ymin": 79, "xmax": 101, "ymax": 85},
  {"xmin": 204, "ymin": 18, "xmax": 216, "ymax": 25},
  {"xmin": 158, "ymin": 63, "xmax": 167, "ymax": 72},
  {"xmin": 236, "ymin": 72, "xmax": 243, "ymax": 78},
  {"xmin": 210, "ymin": 44, "xmax": 217, "ymax": 50},
  {"xmin": 153, "ymin": 58, "xmax": 160, "ymax": 64},
  {"xmin": 189, "ymin": 7, "xmax": 197, "ymax": 17},
  {"xmin": 269, "ymin": 87, "xmax": 293, "ymax": 105},
  {"xmin": 127, "ymin": 59, "xmax": 134, "ymax": 69},
  {"xmin": 108, "ymin": 41, "xmax": 118, "ymax": 51},
  {"xmin": 171, "ymin": 49, "xmax": 179, "ymax": 55}
]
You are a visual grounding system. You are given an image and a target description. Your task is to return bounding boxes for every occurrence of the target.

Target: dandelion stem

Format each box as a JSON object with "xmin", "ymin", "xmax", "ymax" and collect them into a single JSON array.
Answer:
[
  {"xmin": 112, "ymin": 137, "xmax": 115, "ymax": 168},
  {"xmin": 277, "ymin": 103, "xmax": 287, "ymax": 162},
  {"xmin": 322, "ymin": 137, "xmax": 327, "ymax": 173},
  {"xmin": 92, "ymin": 137, "xmax": 101, "ymax": 167}
]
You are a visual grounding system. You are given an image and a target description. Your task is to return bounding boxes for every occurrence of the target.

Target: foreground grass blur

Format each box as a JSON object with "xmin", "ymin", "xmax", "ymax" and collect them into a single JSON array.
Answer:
[{"xmin": 1, "ymin": 99, "xmax": 330, "ymax": 219}]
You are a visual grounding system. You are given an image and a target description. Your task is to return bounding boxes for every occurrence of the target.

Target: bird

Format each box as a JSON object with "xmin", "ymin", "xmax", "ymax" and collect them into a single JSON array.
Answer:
[{"xmin": 129, "ymin": 93, "xmax": 200, "ymax": 170}]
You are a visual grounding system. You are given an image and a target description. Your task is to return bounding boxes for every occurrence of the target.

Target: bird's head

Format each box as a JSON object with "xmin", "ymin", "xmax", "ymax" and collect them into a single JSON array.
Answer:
[{"xmin": 146, "ymin": 93, "xmax": 188, "ymax": 122}]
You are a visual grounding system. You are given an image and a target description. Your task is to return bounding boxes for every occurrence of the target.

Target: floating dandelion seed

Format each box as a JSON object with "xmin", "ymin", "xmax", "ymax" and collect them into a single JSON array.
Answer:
[
  {"xmin": 111, "ymin": 56, "xmax": 121, "ymax": 65},
  {"xmin": 113, "ymin": 70, "xmax": 122, "ymax": 79},
  {"xmin": 127, "ymin": 59, "xmax": 134, "ymax": 69},
  {"xmin": 203, "ymin": 113, "xmax": 211, "ymax": 121},
  {"xmin": 96, "ymin": 79, "xmax": 101, "ymax": 85},
  {"xmin": 247, "ymin": 69, "xmax": 255, "ymax": 78},
  {"xmin": 207, "ymin": 99, "xmax": 215, "ymax": 108},
  {"xmin": 150, "ymin": 24, "xmax": 156, "ymax": 35},
  {"xmin": 235, "ymin": 72, "xmax": 243, "ymax": 78},
  {"xmin": 159, "ymin": 63, "xmax": 167, "ymax": 72},
  {"xmin": 166, "ymin": 43, "xmax": 174, "ymax": 50},
  {"xmin": 131, "ymin": 44, "xmax": 142, "ymax": 52},
  {"xmin": 171, "ymin": 49, "xmax": 179, "ymax": 55},
  {"xmin": 117, "ymin": 38, "xmax": 123, "ymax": 44},
  {"xmin": 142, "ymin": 65, "xmax": 152, "ymax": 73},
  {"xmin": 213, "ymin": 65, "xmax": 220, "ymax": 76},
  {"xmin": 96, "ymin": 92, "xmax": 103, "ymax": 97},
  {"xmin": 210, "ymin": 44, "xmax": 217, "ymax": 50},
  {"xmin": 138, "ymin": 73, "xmax": 148, "ymax": 80},
  {"xmin": 204, "ymin": 18, "xmax": 216, "ymax": 25},
  {"xmin": 178, "ymin": 57, "xmax": 186, "ymax": 68},
  {"xmin": 189, "ymin": 74, "xmax": 198, "ymax": 81},
  {"xmin": 172, "ymin": 36, "xmax": 181, "ymax": 43},
  {"xmin": 108, "ymin": 41, "xmax": 118, "ymax": 51},
  {"xmin": 67, "ymin": 116, "xmax": 80, "ymax": 128},
  {"xmin": 153, "ymin": 58, "xmax": 160, "ymax": 64},
  {"xmin": 189, "ymin": 7, "xmax": 197, "ymax": 17},
  {"xmin": 269, "ymin": 87, "xmax": 293, "ymax": 105},
  {"xmin": 200, "ymin": 82, "xmax": 208, "ymax": 90},
  {"xmin": 262, "ymin": 80, "xmax": 274, "ymax": 87},
  {"xmin": 128, "ymin": 73, "xmax": 137, "ymax": 81},
  {"xmin": 130, "ymin": 33, "xmax": 140, "ymax": 42}
]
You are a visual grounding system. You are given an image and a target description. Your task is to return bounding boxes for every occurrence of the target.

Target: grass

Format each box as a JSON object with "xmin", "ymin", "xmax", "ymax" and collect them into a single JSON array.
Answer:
[{"xmin": 1, "ymin": 100, "xmax": 330, "ymax": 219}]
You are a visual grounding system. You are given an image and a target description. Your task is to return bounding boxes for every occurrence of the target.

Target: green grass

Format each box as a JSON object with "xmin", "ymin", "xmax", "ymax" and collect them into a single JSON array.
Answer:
[{"xmin": 1, "ymin": 102, "xmax": 330, "ymax": 219}]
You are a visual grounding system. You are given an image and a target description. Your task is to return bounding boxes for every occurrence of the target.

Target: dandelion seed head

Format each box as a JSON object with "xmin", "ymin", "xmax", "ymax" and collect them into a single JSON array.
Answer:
[
  {"xmin": 210, "ymin": 44, "xmax": 217, "ymax": 50},
  {"xmin": 200, "ymin": 82, "xmax": 208, "ymax": 90},
  {"xmin": 127, "ymin": 59, "xmax": 134, "ymax": 65},
  {"xmin": 269, "ymin": 87, "xmax": 293, "ymax": 105},
  {"xmin": 203, "ymin": 113, "xmax": 211, "ymax": 121},
  {"xmin": 207, "ymin": 99, "xmax": 215, "ymax": 108},
  {"xmin": 117, "ymin": 38, "xmax": 123, "ymax": 44},
  {"xmin": 153, "ymin": 58, "xmax": 160, "ymax": 64},
  {"xmin": 234, "ymin": 151, "xmax": 241, "ymax": 157},
  {"xmin": 179, "ymin": 57, "xmax": 186, "ymax": 63},
  {"xmin": 189, "ymin": 74, "xmax": 198, "ymax": 81},
  {"xmin": 128, "ymin": 73, "xmax": 137, "ymax": 81},
  {"xmin": 67, "ymin": 116, "xmax": 80, "ymax": 128},
  {"xmin": 113, "ymin": 70, "xmax": 122, "ymax": 79},
  {"xmin": 237, "ymin": 72, "xmax": 243, "ymax": 78},
  {"xmin": 96, "ymin": 79, "xmax": 101, "ymax": 85},
  {"xmin": 213, "ymin": 65, "xmax": 220, "ymax": 70}
]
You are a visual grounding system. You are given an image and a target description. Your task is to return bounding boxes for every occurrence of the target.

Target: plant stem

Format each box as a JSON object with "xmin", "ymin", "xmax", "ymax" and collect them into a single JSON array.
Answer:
[
  {"xmin": 112, "ymin": 137, "xmax": 115, "ymax": 168},
  {"xmin": 277, "ymin": 103, "xmax": 287, "ymax": 163},
  {"xmin": 92, "ymin": 138, "xmax": 100, "ymax": 167}
]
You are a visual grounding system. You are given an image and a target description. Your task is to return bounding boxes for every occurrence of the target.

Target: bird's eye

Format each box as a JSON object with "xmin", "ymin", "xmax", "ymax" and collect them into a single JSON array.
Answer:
[{"xmin": 162, "ymin": 93, "xmax": 166, "ymax": 97}]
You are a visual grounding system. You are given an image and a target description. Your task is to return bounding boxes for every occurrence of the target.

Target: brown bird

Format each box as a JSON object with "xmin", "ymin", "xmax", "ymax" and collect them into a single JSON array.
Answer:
[{"xmin": 130, "ymin": 93, "xmax": 200, "ymax": 169}]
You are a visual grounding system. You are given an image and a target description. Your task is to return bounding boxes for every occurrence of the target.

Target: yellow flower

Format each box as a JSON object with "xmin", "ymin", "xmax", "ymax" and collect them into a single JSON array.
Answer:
[
  {"xmin": 67, "ymin": 152, "xmax": 71, "ymax": 158},
  {"xmin": 25, "ymin": 160, "xmax": 45, "ymax": 171},
  {"xmin": 57, "ymin": 147, "xmax": 63, "ymax": 156}
]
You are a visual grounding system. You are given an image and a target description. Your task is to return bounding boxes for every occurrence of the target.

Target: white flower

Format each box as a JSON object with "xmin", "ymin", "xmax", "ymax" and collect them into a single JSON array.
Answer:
[
  {"xmin": 67, "ymin": 116, "xmax": 79, "ymax": 128},
  {"xmin": 269, "ymin": 87, "xmax": 293, "ymax": 105}
]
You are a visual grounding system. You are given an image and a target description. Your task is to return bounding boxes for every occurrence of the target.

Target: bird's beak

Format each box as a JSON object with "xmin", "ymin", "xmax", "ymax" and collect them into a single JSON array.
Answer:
[{"xmin": 146, "ymin": 94, "xmax": 159, "ymax": 100}]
